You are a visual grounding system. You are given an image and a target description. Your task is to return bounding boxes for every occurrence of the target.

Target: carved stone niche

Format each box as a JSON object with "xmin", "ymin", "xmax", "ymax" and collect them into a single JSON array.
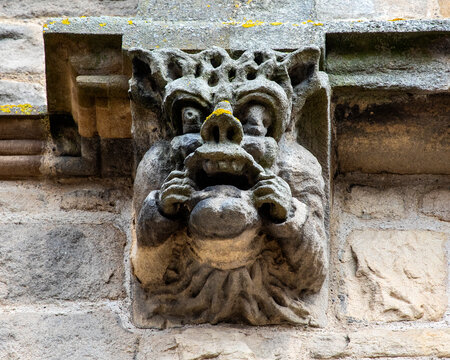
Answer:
[{"xmin": 129, "ymin": 46, "xmax": 330, "ymax": 327}]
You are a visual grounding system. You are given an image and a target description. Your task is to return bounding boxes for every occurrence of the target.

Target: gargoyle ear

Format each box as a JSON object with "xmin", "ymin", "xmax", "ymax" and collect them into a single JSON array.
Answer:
[
  {"xmin": 129, "ymin": 48, "xmax": 198, "ymax": 112},
  {"xmin": 285, "ymin": 46, "xmax": 320, "ymax": 89},
  {"xmin": 128, "ymin": 48, "xmax": 166, "ymax": 112}
]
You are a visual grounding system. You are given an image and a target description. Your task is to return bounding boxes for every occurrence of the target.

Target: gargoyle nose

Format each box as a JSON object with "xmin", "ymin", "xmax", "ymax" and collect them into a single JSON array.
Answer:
[{"xmin": 201, "ymin": 101, "xmax": 243, "ymax": 144}]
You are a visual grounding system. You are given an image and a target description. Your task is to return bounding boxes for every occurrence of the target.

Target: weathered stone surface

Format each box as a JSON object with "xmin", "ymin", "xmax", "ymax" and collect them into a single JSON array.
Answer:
[
  {"xmin": 0, "ymin": 310, "xmax": 138, "ymax": 360},
  {"xmin": 0, "ymin": 155, "xmax": 42, "ymax": 177},
  {"xmin": 0, "ymin": 139, "xmax": 44, "ymax": 155},
  {"xmin": 342, "ymin": 230, "xmax": 447, "ymax": 322},
  {"xmin": 0, "ymin": 22, "xmax": 44, "ymax": 81},
  {"xmin": 0, "ymin": 22, "xmax": 44, "ymax": 84},
  {"xmin": 375, "ymin": 0, "xmax": 438, "ymax": 20},
  {"xmin": 137, "ymin": 0, "xmax": 314, "ymax": 22},
  {"xmin": 0, "ymin": 223, "xmax": 126, "ymax": 303},
  {"xmin": 308, "ymin": 329, "xmax": 450, "ymax": 358},
  {"xmin": 347, "ymin": 328, "xmax": 450, "ymax": 358},
  {"xmin": 440, "ymin": 0, "xmax": 450, "ymax": 17},
  {"xmin": 343, "ymin": 185, "xmax": 406, "ymax": 219},
  {"xmin": 0, "ymin": 80, "xmax": 46, "ymax": 106},
  {"xmin": 316, "ymin": 0, "xmax": 375, "ymax": 20},
  {"xmin": 0, "ymin": 181, "xmax": 54, "ymax": 212},
  {"xmin": 0, "ymin": 179, "xmax": 131, "ymax": 213},
  {"xmin": 60, "ymin": 188, "xmax": 122, "ymax": 212},
  {"xmin": 327, "ymin": 30, "xmax": 449, "ymax": 93},
  {"xmin": 100, "ymin": 138, "xmax": 133, "ymax": 177},
  {"xmin": 317, "ymin": 1, "xmax": 443, "ymax": 20},
  {"xmin": 0, "ymin": 0, "xmax": 138, "ymax": 18},
  {"xmin": 336, "ymin": 94, "xmax": 450, "ymax": 174},
  {"xmin": 137, "ymin": 327, "xmax": 304, "ymax": 360},
  {"xmin": 0, "ymin": 118, "xmax": 46, "ymax": 140},
  {"xmin": 131, "ymin": 47, "xmax": 329, "ymax": 326},
  {"xmin": 420, "ymin": 188, "xmax": 450, "ymax": 222}
]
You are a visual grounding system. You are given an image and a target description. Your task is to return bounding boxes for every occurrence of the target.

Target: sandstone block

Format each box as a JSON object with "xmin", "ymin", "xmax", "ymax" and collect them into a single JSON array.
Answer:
[
  {"xmin": 60, "ymin": 188, "xmax": 121, "ymax": 212},
  {"xmin": 344, "ymin": 186, "xmax": 406, "ymax": 219},
  {"xmin": 440, "ymin": 0, "xmax": 450, "ymax": 17},
  {"xmin": 0, "ymin": 80, "xmax": 46, "ymax": 106},
  {"xmin": 0, "ymin": 0, "xmax": 138, "ymax": 18},
  {"xmin": 342, "ymin": 230, "xmax": 447, "ymax": 321},
  {"xmin": 421, "ymin": 188, "xmax": 450, "ymax": 222},
  {"xmin": 0, "ymin": 223, "xmax": 126, "ymax": 303},
  {"xmin": 0, "ymin": 22, "xmax": 44, "ymax": 77},
  {"xmin": 316, "ymin": 0, "xmax": 375, "ymax": 20},
  {"xmin": 336, "ymin": 95, "xmax": 450, "ymax": 175},
  {"xmin": 308, "ymin": 328, "xmax": 450, "ymax": 358},
  {"xmin": 96, "ymin": 97, "xmax": 132, "ymax": 138},
  {"xmin": 0, "ymin": 155, "xmax": 42, "ymax": 177},
  {"xmin": 348, "ymin": 328, "xmax": 450, "ymax": 358},
  {"xmin": 375, "ymin": 0, "xmax": 435, "ymax": 19},
  {"xmin": 137, "ymin": 327, "xmax": 304, "ymax": 360},
  {"xmin": 0, "ymin": 310, "xmax": 138, "ymax": 360},
  {"xmin": 0, "ymin": 181, "xmax": 53, "ymax": 212}
]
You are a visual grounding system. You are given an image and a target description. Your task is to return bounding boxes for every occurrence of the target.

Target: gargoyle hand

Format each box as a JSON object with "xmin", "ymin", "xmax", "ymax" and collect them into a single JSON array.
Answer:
[
  {"xmin": 158, "ymin": 170, "xmax": 196, "ymax": 216},
  {"xmin": 252, "ymin": 171, "xmax": 292, "ymax": 222}
]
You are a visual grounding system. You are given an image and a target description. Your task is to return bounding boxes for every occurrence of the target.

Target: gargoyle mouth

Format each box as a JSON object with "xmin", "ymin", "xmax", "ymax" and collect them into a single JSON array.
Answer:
[{"xmin": 184, "ymin": 144, "xmax": 264, "ymax": 190}]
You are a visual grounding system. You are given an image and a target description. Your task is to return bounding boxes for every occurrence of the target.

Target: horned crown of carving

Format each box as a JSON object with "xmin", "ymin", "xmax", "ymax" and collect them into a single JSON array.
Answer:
[{"xmin": 129, "ymin": 46, "xmax": 320, "ymax": 140}]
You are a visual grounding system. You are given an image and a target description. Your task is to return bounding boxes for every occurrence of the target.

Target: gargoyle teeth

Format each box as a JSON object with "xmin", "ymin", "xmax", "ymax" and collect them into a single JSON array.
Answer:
[
  {"xmin": 231, "ymin": 161, "xmax": 244, "ymax": 172},
  {"xmin": 218, "ymin": 161, "xmax": 228, "ymax": 170},
  {"xmin": 203, "ymin": 160, "xmax": 215, "ymax": 173},
  {"xmin": 202, "ymin": 159, "xmax": 245, "ymax": 175}
]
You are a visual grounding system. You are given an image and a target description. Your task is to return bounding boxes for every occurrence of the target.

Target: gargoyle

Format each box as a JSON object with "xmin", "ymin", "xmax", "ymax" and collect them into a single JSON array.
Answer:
[{"xmin": 129, "ymin": 47, "xmax": 328, "ymax": 327}]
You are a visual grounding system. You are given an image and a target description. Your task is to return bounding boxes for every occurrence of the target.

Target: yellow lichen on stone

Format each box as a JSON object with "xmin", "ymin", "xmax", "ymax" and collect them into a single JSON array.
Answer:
[
  {"xmin": 43, "ymin": 24, "xmax": 48, "ymax": 29},
  {"xmin": 301, "ymin": 19, "xmax": 323, "ymax": 26},
  {"xmin": 61, "ymin": 18, "xmax": 71, "ymax": 25},
  {"xmin": 242, "ymin": 19, "xmax": 264, "ymax": 28},
  {"xmin": 270, "ymin": 22, "xmax": 283, "ymax": 26},
  {"xmin": 207, "ymin": 4, "xmax": 211, "ymax": 7},
  {"xmin": 222, "ymin": 20, "xmax": 239, "ymax": 25},
  {"xmin": 0, "ymin": 105, "xmax": 11, "ymax": 113},
  {"xmin": 206, "ymin": 108, "xmax": 233, "ymax": 121},
  {"xmin": 99, "ymin": 23, "xmax": 107, "ymax": 27},
  {"xmin": 0, "ymin": 104, "xmax": 34, "ymax": 115},
  {"xmin": 292, "ymin": 23, "xmax": 299, "ymax": 26},
  {"xmin": 388, "ymin": 17, "xmax": 406, "ymax": 21},
  {"xmin": 128, "ymin": 20, "xmax": 134, "ymax": 25}
]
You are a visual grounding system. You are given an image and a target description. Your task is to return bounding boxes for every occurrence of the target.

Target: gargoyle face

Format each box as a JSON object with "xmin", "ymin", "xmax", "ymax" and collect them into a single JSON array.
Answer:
[
  {"xmin": 130, "ymin": 47, "xmax": 328, "ymax": 327},
  {"xmin": 175, "ymin": 100, "xmax": 277, "ymax": 188}
]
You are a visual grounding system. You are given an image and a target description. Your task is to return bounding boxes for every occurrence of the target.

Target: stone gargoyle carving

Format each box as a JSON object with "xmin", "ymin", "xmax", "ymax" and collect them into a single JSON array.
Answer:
[{"xmin": 129, "ymin": 46, "xmax": 328, "ymax": 327}]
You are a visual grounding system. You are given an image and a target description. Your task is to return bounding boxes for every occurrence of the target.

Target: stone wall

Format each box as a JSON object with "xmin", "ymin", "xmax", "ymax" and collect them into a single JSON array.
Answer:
[
  {"xmin": 0, "ymin": 1, "xmax": 449, "ymax": 359},
  {"xmin": 0, "ymin": 176, "xmax": 448, "ymax": 358}
]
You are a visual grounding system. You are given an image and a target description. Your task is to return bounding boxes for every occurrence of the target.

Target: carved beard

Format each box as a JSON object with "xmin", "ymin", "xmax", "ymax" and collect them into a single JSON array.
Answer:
[{"xmin": 144, "ymin": 234, "xmax": 312, "ymax": 326}]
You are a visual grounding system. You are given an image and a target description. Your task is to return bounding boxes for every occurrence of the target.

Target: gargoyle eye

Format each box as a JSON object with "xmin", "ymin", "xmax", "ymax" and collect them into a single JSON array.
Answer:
[
  {"xmin": 181, "ymin": 106, "xmax": 203, "ymax": 134},
  {"xmin": 239, "ymin": 102, "xmax": 273, "ymax": 137}
]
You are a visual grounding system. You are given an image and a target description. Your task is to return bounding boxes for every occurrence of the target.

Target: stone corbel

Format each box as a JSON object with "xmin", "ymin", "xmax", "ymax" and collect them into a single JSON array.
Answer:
[{"xmin": 129, "ymin": 46, "xmax": 331, "ymax": 328}]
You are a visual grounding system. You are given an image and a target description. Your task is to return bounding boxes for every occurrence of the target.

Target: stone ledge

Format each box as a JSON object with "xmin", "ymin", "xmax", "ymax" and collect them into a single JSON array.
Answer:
[
  {"xmin": 309, "ymin": 328, "xmax": 450, "ymax": 358},
  {"xmin": 135, "ymin": 326, "xmax": 450, "ymax": 359}
]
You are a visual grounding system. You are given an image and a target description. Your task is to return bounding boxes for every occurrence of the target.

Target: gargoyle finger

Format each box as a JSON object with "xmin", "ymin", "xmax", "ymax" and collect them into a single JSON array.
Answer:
[{"xmin": 161, "ymin": 184, "xmax": 193, "ymax": 197}]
